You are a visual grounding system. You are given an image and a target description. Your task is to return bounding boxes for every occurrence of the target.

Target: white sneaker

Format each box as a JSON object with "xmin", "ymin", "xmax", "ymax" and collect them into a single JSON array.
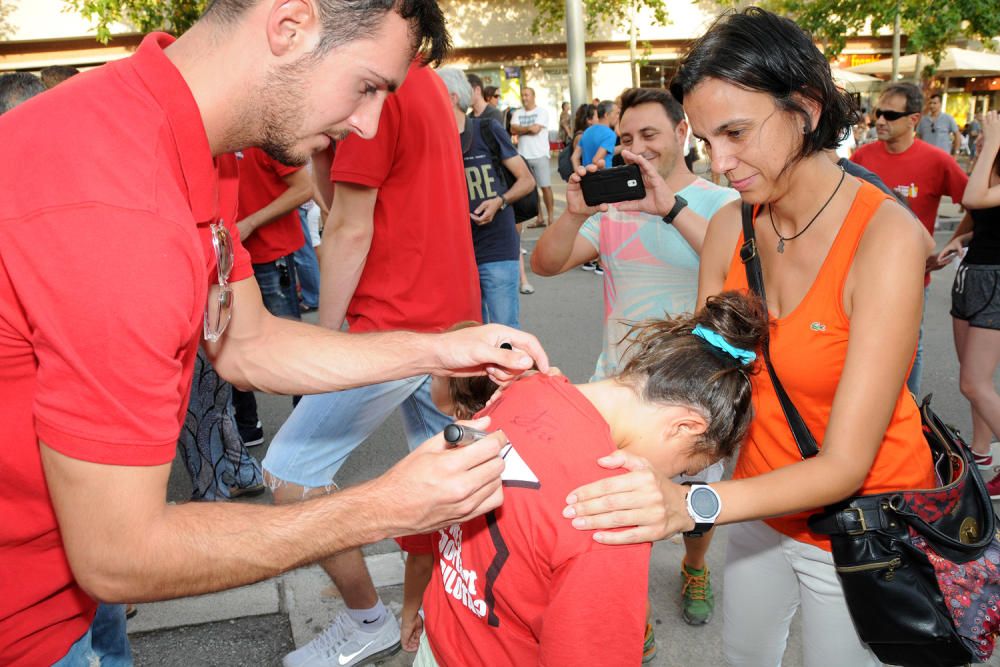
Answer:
[
  {"xmin": 976, "ymin": 441, "xmax": 1000, "ymax": 483},
  {"xmin": 283, "ymin": 612, "xmax": 401, "ymax": 667}
]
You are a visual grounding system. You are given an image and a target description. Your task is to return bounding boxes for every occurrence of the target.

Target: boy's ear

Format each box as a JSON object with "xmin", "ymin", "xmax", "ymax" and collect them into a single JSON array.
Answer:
[{"xmin": 671, "ymin": 407, "xmax": 708, "ymax": 438}]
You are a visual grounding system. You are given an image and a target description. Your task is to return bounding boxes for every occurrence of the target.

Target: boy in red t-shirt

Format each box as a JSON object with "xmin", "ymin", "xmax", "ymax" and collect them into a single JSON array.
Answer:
[{"xmin": 400, "ymin": 292, "xmax": 767, "ymax": 666}]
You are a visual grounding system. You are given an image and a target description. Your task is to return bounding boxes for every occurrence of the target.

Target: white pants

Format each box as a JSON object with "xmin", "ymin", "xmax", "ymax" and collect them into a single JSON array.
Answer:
[{"xmin": 723, "ymin": 521, "xmax": 881, "ymax": 667}]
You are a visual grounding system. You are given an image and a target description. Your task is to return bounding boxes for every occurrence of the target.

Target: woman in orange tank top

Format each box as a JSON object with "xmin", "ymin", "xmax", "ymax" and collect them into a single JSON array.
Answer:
[{"xmin": 562, "ymin": 9, "xmax": 937, "ymax": 666}]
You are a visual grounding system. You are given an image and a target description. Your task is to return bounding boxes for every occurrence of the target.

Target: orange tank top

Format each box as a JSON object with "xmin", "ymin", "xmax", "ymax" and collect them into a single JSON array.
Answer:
[{"xmin": 721, "ymin": 181, "xmax": 935, "ymax": 551}]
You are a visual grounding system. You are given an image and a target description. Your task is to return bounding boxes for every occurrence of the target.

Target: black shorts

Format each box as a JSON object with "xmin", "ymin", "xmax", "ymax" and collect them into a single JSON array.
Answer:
[{"xmin": 951, "ymin": 263, "xmax": 1000, "ymax": 330}]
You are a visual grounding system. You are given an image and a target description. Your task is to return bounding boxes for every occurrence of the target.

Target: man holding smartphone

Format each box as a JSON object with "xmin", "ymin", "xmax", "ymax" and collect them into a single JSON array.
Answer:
[{"xmin": 532, "ymin": 87, "xmax": 738, "ymax": 642}]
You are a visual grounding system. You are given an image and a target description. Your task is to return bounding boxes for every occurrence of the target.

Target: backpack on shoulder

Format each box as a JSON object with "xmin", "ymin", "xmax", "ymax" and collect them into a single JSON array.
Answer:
[{"xmin": 477, "ymin": 118, "xmax": 539, "ymax": 224}]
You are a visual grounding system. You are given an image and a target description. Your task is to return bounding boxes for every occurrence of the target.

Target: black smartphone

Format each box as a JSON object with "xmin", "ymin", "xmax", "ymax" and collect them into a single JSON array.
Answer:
[{"xmin": 580, "ymin": 164, "xmax": 646, "ymax": 207}]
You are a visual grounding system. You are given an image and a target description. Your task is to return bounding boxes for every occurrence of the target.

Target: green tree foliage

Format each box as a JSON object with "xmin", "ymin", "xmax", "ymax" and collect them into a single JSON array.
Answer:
[
  {"xmin": 531, "ymin": 0, "xmax": 669, "ymax": 37},
  {"xmin": 63, "ymin": 0, "xmax": 207, "ymax": 43},
  {"xmin": 766, "ymin": 0, "xmax": 1000, "ymax": 67},
  {"xmin": 0, "ymin": 0, "xmax": 18, "ymax": 39}
]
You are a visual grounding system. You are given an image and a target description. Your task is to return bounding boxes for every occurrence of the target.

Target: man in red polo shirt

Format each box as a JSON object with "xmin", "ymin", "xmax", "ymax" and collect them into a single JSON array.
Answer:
[
  {"xmin": 232, "ymin": 147, "xmax": 313, "ymax": 444},
  {"xmin": 0, "ymin": 2, "xmax": 549, "ymax": 664},
  {"xmin": 265, "ymin": 61, "xmax": 484, "ymax": 667}
]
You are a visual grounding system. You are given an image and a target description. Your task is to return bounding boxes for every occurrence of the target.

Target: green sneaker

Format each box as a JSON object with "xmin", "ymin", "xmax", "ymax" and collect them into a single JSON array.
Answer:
[
  {"xmin": 642, "ymin": 622, "xmax": 657, "ymax": 663},
  {"xmin": 680, "ymin": 563, "xmax": 714, "ymax": 625}
]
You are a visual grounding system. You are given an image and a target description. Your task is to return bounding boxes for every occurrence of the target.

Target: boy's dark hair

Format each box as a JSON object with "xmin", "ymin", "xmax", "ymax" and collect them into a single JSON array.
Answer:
[
  {"xmin": 444, "ymin": 321, "xmax": 499, "ymax": 419},
  {"xmin": 881, "ymin": 83, "xmax": 924, "ymax": 115},
  {"xmin": 670, "ymin": 7, "xmax": 860, "ymax": 161},
  {"xmin": 619, "ymin": 291, "xmax": 769, "ymax": 460},
  {"xmin": 0, "ymin": 72, "xmax": 46, "ymax": 115},
  {"xmin": 204, "ymin": 0, "xmax": 450, "ymax": 66},
  {"xmin": 39, "ymin": 65, "xmax": 80, "ymax": 89},
  {"xmin": 929, "ymin": 92, "xmax": 943, "ymax": 102},
  {"xmin": 596, "ymin": 99, "xmax": 616, "ymax": 119},
  {"xmin": 619, "ymin": 87, "xmax": 685, "ymax": 127},
  {"xmin": 466, "ymin": 72, "xmax": 484, "ymax": 93}
]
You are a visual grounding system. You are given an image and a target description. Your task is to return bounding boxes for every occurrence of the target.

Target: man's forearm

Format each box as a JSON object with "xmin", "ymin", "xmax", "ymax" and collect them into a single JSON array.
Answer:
[
  {"xmin": 220, "ymin": 320, "xmax": 442, "ymax": 395},
  {"xmin": 106, "ymin": 479, "xmax": 391, "ymax": 601},
  {"xmin": 670, "ymin": 207, "xmax": 709, "ymax": 255},
  {"xmin": 238, "ymin": 183, "xmax": 312, "ymax": 236},
  {"xmin": 317, "ymin": 223, "xmax": 371, "ymax": 329},
  {"xmin": 532, "ymin": 212, "xmax": 590, "ymax": 276}
]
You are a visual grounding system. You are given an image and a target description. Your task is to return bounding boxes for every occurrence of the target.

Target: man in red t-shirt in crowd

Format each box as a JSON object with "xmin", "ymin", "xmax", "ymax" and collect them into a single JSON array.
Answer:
[
  {"xmin": 0, "ymin": 3, "xmax": 549, "ymax": 665},
  {"xmin": 851, "ymin": 82, "xmax": 968, "ymax": 395},
  {"xmin": 231, "ymin": 147, "xmax": 312, "ymax": 444},
  {"xmin": 263, "ymin": 61, "xmax": 483, "ymax": 667}
]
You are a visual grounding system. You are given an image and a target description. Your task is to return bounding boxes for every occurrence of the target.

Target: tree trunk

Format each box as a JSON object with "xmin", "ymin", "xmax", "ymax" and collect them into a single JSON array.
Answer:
[
  {"xmin": 629, "ymin": 3, "xmax": 639, "ymax": 88},
  {"xmin": 891, "ymin": 1, "xmax": 901, "ymax": 81}
]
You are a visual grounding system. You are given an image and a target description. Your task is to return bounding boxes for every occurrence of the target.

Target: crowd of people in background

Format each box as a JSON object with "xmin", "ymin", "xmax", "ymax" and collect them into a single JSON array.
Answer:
[{"xmin": 2, "ymin": 2, "xmax": 999, "ymax": 667}]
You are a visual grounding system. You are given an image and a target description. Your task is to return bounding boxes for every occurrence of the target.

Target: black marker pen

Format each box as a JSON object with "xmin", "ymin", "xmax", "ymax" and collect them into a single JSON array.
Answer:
[{"xmin": 443, "ymin": 424, "xmax": 489, "ymax": 447}]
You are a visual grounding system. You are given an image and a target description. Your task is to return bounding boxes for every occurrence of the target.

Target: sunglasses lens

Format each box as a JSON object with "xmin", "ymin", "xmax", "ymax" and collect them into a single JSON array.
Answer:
[
  {"xmin": 211, "ymin": 224, "xmax": 234, "ymax": 280},
  {"xmin": 204, "ymin": 283, "xmax": 233, "ymax": 342},
  {"xmin": 875, "ymin": 109, "xmax": 906, "ymax": 121}
]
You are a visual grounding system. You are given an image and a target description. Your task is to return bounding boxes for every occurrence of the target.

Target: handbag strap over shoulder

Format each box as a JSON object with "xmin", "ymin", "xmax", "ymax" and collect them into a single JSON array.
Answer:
[{"xmin": 740, "ymin": 203, "xmax": 820, "ymax": 459}]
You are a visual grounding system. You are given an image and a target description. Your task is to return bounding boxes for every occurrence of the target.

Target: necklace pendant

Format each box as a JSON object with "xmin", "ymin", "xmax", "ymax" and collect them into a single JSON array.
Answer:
[{"xmin": 777, "ymin": 238, "xmax": 785, "ymax": 254}]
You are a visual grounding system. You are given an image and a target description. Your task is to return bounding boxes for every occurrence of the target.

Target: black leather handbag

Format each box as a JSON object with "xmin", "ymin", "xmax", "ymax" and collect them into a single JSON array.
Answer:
[{"xmin": 739, "ymin": 203, "xmax": 1000, "ymax": 667}]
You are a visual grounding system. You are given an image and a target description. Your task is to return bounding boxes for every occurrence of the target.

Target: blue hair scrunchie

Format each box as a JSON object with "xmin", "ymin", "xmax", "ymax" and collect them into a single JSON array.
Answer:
[{"xmin": 691, "ymin": 324, "xmax": 757, "ymax": 365}]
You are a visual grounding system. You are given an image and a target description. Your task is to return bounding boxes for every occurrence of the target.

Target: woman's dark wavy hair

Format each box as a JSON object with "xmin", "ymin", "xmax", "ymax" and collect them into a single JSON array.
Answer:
[
  {"xmin": 573, "ymin": 103, "xmax": 596, "ymax": 136},
  {"xmin": 618, "ymin": 291, "xmax": 769, "ymax": 461},
  {"xmin": 670, "ymin": 6, "xmax": 860, "ymax": 161}
]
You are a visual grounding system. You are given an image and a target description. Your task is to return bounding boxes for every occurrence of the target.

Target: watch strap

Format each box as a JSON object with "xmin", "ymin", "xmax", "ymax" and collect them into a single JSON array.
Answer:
[
  {"xmin": 682, "ymin": 482, "xmax": 718, "ymax": 537},
  {"xmin": 662, "ymin": 194, "xmax": 688, "ymax": 225}
]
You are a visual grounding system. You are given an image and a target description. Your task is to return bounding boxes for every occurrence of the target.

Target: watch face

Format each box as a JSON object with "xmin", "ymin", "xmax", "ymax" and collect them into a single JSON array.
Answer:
[{"xmin": 690, "ymin": 487, "xmax": 720, "ymax": 518}]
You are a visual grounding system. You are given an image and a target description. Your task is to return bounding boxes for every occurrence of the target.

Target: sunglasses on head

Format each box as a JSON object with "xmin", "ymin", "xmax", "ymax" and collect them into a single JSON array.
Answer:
[{"xmin": 874, "ymin": 108, "xmax": 912, "ymax": 121}]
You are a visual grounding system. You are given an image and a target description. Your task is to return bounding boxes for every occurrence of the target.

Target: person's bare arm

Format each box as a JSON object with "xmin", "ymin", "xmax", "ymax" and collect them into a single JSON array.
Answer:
[
  {"xmin": 400, "ymin": 552, "xmax": 434, "ymax": 652},
  {"xmin": 928, "ymin": 212, "xmax": 971, "ymax": 270},
  {"xmin": 236, "ymin": 169, "xmax": 312, "ymax": 241},
  {"xmin": 471, "ymin": 154, "xmax": 536, "ymax": 226},
  {"xmin": 509, "ymin": 122, "xmax": 532, "ymax": 136},
  {"xmin": 571, "ymin": 141, "xmax": 583, "ymax": 171},
  {"xmin": 311, "ymin": 149, "xmax": 336, "ymax": 215},
  {"xmin": 315, "ymin": 181, "xmax": 377, "ymax": 330},
  {"xmin": 963, "ymin": 111, "xmax": 1000, "ymax": 209},
  {"xmin": 41, "ymin": 422, "xmax": 506, "ymax": 602},
  {"xmin": 531, "ymin": 165, "xmax": 601, "ymax": 275},
  {"xmin": 591, "ymin": 146, "xmax": 609, "ymax": 169},
  {"xmin": 206, "ymin": 276, "xmax": 548, "ymax": 395},
  {"xmin": 564, "ymin": 200, "xmax": 927, "ymax": 543}
]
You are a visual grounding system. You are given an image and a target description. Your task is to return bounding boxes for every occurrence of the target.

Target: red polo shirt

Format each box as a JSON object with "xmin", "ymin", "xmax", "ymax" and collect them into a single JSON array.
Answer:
[
  {"xmin": 331, "ymin": 62, "xmax": 480, "ymax": 333},
  {"xmin": 0, "ymin": 33, "xmax": 252, "ymax": 664},
  {"xmin": 236, "ymin": 147, "xmax": 306, "ymax": 263}
]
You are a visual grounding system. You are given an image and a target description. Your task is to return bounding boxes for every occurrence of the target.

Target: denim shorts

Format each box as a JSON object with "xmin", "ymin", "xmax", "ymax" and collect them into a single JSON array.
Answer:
[
  {"xmin": 53, "ymin": 604, "xmax": 132, "ymax": 667},
  {"xmin": 262, "ymin": 375, "xmax": 451, "ymax": 489},
  {"xmin": 951, "ymin": 263, "xmax": 1000, "ymax": 330}
]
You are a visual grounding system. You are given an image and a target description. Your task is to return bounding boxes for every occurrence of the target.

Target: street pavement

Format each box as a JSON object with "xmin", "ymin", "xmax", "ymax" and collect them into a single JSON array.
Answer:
[{"xmin": 134, "ymin": 159, "xmax": 1000, "ymax": 666}]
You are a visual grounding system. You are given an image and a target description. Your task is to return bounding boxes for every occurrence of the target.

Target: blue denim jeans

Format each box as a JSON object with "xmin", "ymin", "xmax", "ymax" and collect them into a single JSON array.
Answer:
[
  {"xmin": 478, "ymin": 260, "xmax": 520, "ymax": 329},
  {"xmin": 253, "ymin": 254, "xmax": 303, "ymax": 320},
  {"xmin": 263, "ymin": 375, "xmax": 450, "ymax": 489},
  {"xmin": 293, "ymin": 207, "xmax": 321, "ymax": 309},
  {"xmin": 906, "ymin": 286, "xmax": 930, "ymax": 397},
  {"xmin": 53, "ymin": 604, "xmax": 132, "ymax": 666}
]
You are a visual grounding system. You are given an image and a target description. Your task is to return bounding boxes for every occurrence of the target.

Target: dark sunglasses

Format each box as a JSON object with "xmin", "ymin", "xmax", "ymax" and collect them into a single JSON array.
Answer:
[{"xmin": 874, "ymin": 108, "xmax": 912, "ymax": 121}]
